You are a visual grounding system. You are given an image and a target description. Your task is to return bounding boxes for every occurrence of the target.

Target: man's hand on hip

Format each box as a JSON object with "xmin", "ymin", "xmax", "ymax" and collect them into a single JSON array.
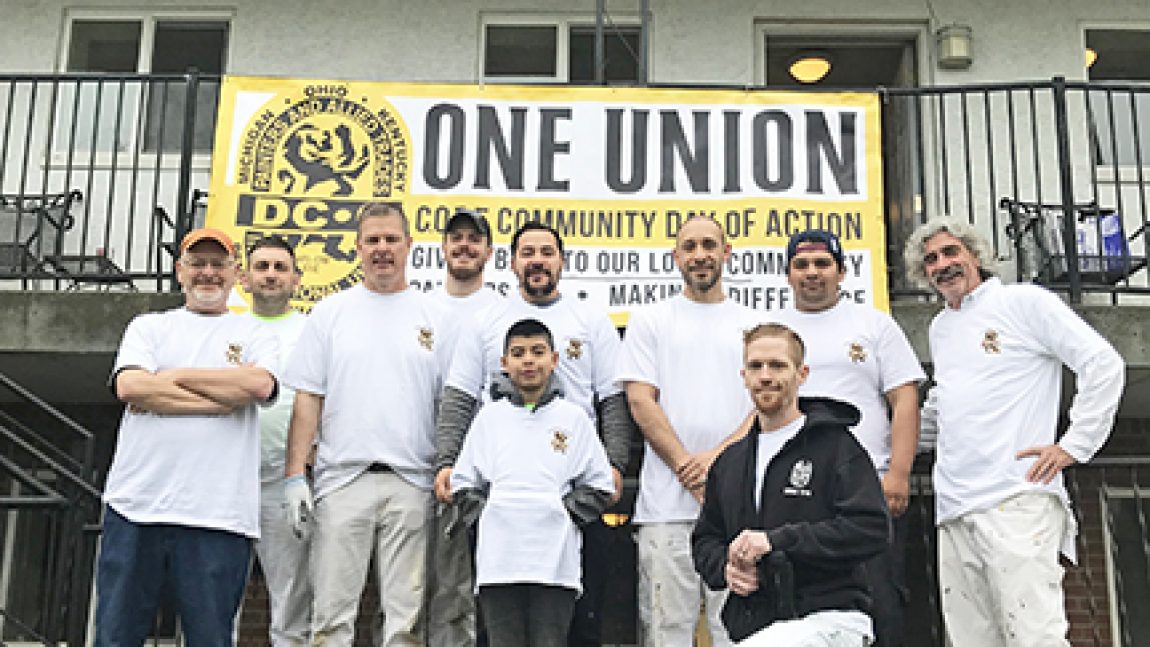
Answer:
[{"xmin": 1017, "ymin": 444, "xmax": 1077, "ymax": 484}]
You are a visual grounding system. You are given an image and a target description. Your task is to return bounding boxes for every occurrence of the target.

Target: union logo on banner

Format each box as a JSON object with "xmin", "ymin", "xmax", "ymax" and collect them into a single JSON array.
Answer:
[{"xmin": 225, "ymin": 81, "xmax": 411, "ymax": 307}]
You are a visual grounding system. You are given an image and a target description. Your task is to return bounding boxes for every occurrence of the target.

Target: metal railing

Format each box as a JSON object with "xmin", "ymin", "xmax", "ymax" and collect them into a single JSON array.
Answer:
[
  {"xmin": 0, "ymin": 371, "xmax": 102, "ymax": 646},
  {"xmin": 0, "ymin": 71, "xmax": 217, "ymax": 290},
  {"xmin": 884, "ymin": 78, "xmax": 1150, "ymax": 303},
  {"xmin": 1, "ymin": 74, "xmax": 1148, "ymax": 301}
]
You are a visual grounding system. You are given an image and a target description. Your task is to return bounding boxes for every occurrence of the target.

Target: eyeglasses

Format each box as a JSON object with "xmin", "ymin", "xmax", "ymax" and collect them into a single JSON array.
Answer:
[
  {"xmin": 790, "ymin": 257, "xmax": 836, "ymax": 270},
  {"xmin": 181, "ymin": 256, "xmax": 235, "ymax": 271},
  {"xmin": 922, "ymin": 244, "xmax": 964, "ymax": 266}
]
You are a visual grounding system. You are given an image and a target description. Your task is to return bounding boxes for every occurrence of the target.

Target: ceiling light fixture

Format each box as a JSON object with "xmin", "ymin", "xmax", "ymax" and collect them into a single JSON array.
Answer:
[
  {"xmin": 1085, "ymin": 47, "xmax": 1098, "ymax": 68},
  {"xmin": 788, "ymin": 51, "xmax": 832, "ymax": 84}
]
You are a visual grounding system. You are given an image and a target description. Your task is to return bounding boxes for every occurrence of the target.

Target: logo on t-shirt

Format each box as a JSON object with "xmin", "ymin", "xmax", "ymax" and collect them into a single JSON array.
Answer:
[
  {"xmin": 226, "ymin": 343, "xmax": 243, "ymax": 365},
  {"xmin": 566, "ymin": 338, "xmax": 584, "ymax": 360},
  {"xmin": 981, "ymin": 329, "xmax": 1001, "ymax": 354},
  {"xmin": 783, "ymin": 459, "xmax": 814, "ymax": 497},
  {"xmin": 418, "ymin": 326, "xmax": 434, "ymax": 351},
  {"xmin": 848, "ymin": 342, "xmax": 867, "ymax": 363},
  {"xmin": 550, "ymin": 428, "xmax": 569, "ymax": 454}
]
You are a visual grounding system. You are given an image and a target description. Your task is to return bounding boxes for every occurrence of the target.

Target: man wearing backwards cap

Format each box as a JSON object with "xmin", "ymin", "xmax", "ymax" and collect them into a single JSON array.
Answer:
[
  {"xmin": 770, "ymin": 229, "xmax": 924, "ymax": 647},
  {"xmin": 95, "ymin": 228, "xmax": 278, "ymax": 645},
  {"xmin": 427, "ymin": 208, "xmax": 501, "ymax": 646}
]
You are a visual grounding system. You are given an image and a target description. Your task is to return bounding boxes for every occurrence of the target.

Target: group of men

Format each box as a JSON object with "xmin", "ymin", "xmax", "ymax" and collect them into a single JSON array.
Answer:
[{"xmin": 93, "ymin": 201, "xmax": 1124, "ymax": 647}]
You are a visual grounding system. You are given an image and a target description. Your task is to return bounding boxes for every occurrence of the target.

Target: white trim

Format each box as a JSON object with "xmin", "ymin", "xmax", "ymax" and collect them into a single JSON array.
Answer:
[{"xmin": 478, "ymin": 11, "xmax": 641, "ymax": 84}]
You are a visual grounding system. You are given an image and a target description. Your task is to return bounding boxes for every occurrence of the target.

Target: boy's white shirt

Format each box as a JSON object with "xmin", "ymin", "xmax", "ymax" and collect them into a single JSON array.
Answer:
[{"xmin": 450, "ymin": 396, "xmax": 614, "ymax": 593}]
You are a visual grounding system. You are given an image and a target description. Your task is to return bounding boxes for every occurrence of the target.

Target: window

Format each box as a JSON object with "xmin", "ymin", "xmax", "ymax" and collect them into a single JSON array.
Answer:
[
  {"xmin": 1086, "ymin": 29, "xmax": 1150, "ymax": 167},
  {"xmin": 1102, "ymin": 489, "xmax": 1150, "ymax": 646},
  {"xmin": 482, "ymin": 17, "xmax": 642, "ymax": 84},
  {"xmin": 59, "ymin": 13, "xmax": 229, "ymax": 154}
]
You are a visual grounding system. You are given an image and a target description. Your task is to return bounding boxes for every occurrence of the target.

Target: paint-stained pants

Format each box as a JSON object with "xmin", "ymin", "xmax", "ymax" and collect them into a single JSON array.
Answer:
[
  {"xmin": 938, "ymin": 492, "xmax": 1071, "ymax": 647},
  {"xmin": 427, "ymin": 502, "xmax": 476, "ymax": 646},
  {"xmin": 637, "ymin": 522, "xmax": 733, "ymax": 647},
  {"xmin": 255, "ymin": 482, "xmax": 312, "ymax": 646},
  {"xmin": 738, "ymin": 611, "xmax": 872, "ymax": 646},
  {"xmin": 310, "ymin": 471, "xmax": 431, "ymax": 647}
]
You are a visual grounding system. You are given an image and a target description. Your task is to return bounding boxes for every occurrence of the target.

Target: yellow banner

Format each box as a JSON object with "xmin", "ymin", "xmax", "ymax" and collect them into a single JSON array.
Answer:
[{"xmin": 208, "ymin": 76, "xmax": 885, "ymax": 322}]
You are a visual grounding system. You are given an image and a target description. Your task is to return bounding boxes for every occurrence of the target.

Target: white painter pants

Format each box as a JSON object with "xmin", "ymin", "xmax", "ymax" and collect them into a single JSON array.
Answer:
[
  {"xmin": 938, "ymin": 492, "xmax": 1071, "ymax": 647},
  {"xmin": 255, "ymin": 481, "xmax": 312, "ymax": 646},
  {"xmin": 637, "ymin": 522, "xmax": 733, "ymax": 647}
]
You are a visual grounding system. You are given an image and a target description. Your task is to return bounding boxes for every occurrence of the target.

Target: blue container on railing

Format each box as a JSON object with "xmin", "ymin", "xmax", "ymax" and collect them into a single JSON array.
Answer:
[{"xmin": 1041, "ymin": 208, "xmax": 1141, "ymax": 284}]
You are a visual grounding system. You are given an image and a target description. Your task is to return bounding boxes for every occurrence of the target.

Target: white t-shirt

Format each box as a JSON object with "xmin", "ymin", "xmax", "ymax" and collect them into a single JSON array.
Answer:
[
  {"xmin": 618, "ymin": 295, "xmax": 761, "ymax": 524},
  {"xmin": 104, "ymin": 308, "xmax": 278, "ymax": 538},
  {"xmin": 445, "ymin": 291, "xmax": 622, "ymax": 420},
  {"xmin": 450, "ymin": 397, "xmax": 614, "ymax": 592},
  {"xmin": 248, "ymin": 310, "xmax": 307, "ymax": 484},
  {"xmin": 432, "ymin": 285, "xmax": 503, "ymax": 360},
  {"xmin": 754, "ymin": 416, "xmax": 805, "ymax": 510},
  {"xmin": 930, "ymin": 278, "xmax": 1124, "ymax": 527},
  {"xmin": 772, "ymin": 300, "xmax": 925, "ymax": 474},
  {"xmin": 283, "ymin": 285, "xmax": 451, "ymax": 498}
]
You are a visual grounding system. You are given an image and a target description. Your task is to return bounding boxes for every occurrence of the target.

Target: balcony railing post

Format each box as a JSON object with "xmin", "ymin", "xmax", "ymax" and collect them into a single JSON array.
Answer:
[
  {"xmin": 172, "ymin": 67, "xmax": 200, "ymax": 290},
  {"xmin": 1051, "ymin": 76, "xmax": 1083, "ymax": 303}
]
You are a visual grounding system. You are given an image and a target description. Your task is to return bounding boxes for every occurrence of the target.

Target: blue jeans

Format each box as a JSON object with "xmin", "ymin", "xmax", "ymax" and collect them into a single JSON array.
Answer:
[{"xmin": 93, "ymin": 505, "xmax": 252, "ymax": 647}]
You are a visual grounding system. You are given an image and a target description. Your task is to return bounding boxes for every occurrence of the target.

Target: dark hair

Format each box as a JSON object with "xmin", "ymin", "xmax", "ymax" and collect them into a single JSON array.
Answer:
[
  {"xmin": 503, "ymin": 318, "xmax": 554, "ymax": 353},
  {"xmin": 247, "ymin": 235, "xmax": 296, "ymax": 262},
  {"xmin": 511, "ymin": 221, "xmax": 564, "ymax": 255}
]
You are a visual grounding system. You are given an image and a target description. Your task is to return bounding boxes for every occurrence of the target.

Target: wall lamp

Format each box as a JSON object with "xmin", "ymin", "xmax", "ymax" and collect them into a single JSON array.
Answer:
[{"xmin": 936, "ymin": 24, "xmax": 973, "ymax": 69}]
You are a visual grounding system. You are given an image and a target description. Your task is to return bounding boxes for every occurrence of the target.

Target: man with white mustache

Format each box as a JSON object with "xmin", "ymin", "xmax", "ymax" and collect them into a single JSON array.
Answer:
[
  {"xmin": 436, "ymin": 221, "xmax": 633, "ymax": 645},
  {"xmin": 771, "ymin": 229, "xmax": 924, "ymax": 647},
  {"xmin": 618, "ymin": 215, "xmax": 759, "ymax": 646},
  {"xmin": 282, "ymin": 203, "xmax": 452, "ymax": 646},
  {"xmin": 95, "ymin": 228, "xmax": 278, "ymax": 645},
  {"xmin": 903, "ymin": 217, "xmax": 1125, "ymax": 646},
  {"xmin": 428, "ymin": 208, "xmax": 501, "ymax": 646}
]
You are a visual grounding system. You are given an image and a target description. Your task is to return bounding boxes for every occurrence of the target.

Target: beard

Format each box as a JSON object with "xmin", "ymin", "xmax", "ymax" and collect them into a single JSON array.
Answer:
[
  {"xmin": 447, "ymin": 262, "xmax": 483, "ymax": 283},
  {"xmin": 520, "ymin": 268, "xmax": 558, "ymax": 299},
  {"xmin": 681, "ymin": 264, "xmax": 720, "ymax": 293}
]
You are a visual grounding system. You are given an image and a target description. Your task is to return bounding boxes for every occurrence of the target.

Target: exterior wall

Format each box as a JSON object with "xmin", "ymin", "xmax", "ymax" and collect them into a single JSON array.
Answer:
[{"xmin": 1, "ymin": 0, "xmax": 1148, "ymax": 83}]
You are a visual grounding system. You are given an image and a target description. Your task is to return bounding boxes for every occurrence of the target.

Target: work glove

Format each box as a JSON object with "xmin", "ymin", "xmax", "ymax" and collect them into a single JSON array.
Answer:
[{"xmin": 283, "ymin": 474, "xmax": 314, "ymax": 539}]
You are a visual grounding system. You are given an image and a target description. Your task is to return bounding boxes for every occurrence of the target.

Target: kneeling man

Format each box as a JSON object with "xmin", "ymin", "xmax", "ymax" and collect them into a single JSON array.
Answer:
[{"xmin": 692, "ymin": 323, "xmax": 889, "ymax": 645}]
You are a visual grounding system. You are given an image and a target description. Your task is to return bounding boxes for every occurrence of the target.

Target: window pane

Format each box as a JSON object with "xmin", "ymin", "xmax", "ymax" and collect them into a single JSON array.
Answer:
[
  {"xmin": 1086, "ymin": 30, "xmax": 1150, "ymax": 167},
  {"xmin": 569, "ymin": 26, "xmax": 641, "ymax": 83},
  {"xmin": 67, "ymin": 20, "xmax": 141, "ymax": 72},
  {"xmin": 484, "ymin": 25, "xmax": 557, "ymax": 77},
  {"xmin": 145, "ymin": 22, "xmax": 229, "ymax": 152},
  {"xmin": 150, "ymin": 21, "xmax": 229, "ymax": 74}
]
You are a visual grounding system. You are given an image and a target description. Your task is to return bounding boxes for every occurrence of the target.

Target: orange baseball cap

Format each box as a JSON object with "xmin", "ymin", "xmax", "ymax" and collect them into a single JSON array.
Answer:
[{"xmin": 179, "ymin": 228, "xmax": 236, "ymax": 256}]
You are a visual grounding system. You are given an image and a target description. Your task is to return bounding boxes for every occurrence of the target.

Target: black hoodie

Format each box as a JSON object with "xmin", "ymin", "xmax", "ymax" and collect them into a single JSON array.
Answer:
[{"xmin": 691, "ymin": 397, "xmax": 889, "ymax": 642}]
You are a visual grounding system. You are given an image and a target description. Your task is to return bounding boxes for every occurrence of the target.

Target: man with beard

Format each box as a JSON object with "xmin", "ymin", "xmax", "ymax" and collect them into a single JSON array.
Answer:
[
  {"xmin": 428, "ymin": 208, "xmax": 501, "ymax": 646},
  {"xmin": 95, "ymin": 228, "xmax": 278, "ymax": 645},
  {"xmin": 283, "ymin": 203, "xmax": 451, "ymax": 646},
  {"xmin": 771, "ymin": 229, "xmax": 924, "ymax": 647},
  {"xmin": 903, "ymin": 218, "xmax": 1124, "ymax": 646},
  {"xmin": 618, "ymin": 215, "xmax": 758, "ymax": 646},
  {"xmin": 241, "ymin": 236, "xmax": 310, "ymax": 646},
  {"xmin": 436, "ymin": 221, "xmax": 632, "ymax": 646},
  {"xmin": 691, "ymin": 323, "xmax": 888, "ymax": 646}
]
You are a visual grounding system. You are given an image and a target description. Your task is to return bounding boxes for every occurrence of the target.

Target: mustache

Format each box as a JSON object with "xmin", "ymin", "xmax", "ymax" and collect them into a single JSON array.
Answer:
[{"xmin": 932, "ymin": 265, "xmax": 963, "ymax": 282}]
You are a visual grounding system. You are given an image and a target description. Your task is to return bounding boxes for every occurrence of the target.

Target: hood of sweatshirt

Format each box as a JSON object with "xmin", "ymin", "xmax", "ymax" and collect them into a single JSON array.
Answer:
[{"xmin": 488, "ymin": 372, "xmax": 564, "ymax": 409}]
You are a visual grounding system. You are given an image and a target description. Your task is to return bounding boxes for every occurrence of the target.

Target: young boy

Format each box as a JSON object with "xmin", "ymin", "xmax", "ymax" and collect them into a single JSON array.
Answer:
[{"xmin": 450, "ymin": 318, "xmax": 615, "ymax": 647}]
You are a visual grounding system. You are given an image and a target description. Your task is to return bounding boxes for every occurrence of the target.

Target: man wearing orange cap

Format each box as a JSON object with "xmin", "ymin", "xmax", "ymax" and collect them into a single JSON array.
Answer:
[{"xmin": 94, "ymin": 228, "xmax": 279, "ymax": 645}]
